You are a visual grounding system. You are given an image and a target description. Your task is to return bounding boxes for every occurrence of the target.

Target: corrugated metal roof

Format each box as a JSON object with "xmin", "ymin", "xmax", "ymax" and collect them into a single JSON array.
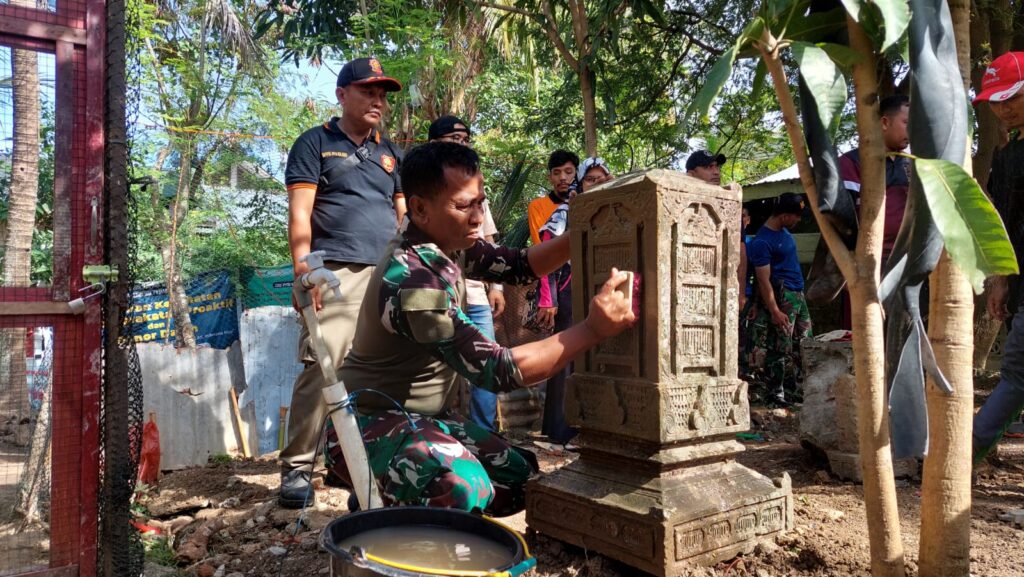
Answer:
[{"xmin": 750, "ymin": 163, "xmax": 800, "ymax": 185}]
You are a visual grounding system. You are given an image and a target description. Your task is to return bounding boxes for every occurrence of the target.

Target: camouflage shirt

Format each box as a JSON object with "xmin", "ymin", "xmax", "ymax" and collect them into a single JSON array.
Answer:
[{"xmin": 340, "ymin": 223, "xmax": 538, "ymax": 415}]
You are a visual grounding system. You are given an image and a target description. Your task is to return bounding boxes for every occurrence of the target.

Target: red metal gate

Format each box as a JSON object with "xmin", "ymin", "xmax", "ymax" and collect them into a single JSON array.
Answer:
[{"xmin": 0, "ymin": 0, "xmax": 106, "ymax": 576}]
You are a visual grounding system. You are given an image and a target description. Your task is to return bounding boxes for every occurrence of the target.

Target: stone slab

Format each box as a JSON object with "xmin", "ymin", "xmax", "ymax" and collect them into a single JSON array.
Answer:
[
  {"xmin": 800, "ymin": 339, "xmax": 918, "ymax": 481},
  {"xmin": 527, "ymin": 460, "xmax": 793, "ymax": 576}
]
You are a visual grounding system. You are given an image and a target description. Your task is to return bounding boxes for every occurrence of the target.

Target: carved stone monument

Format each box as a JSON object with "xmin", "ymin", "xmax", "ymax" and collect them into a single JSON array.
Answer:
[{"xmin": 526, "ymin": 170, "xmax": 794, "ymax": 576}]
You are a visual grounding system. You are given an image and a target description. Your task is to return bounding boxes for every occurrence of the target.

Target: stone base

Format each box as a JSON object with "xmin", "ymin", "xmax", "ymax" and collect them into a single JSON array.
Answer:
[
  {"xmin": 800, "ymin": 339, "xmax": 921, "ymax": 481},
  {"xmin": 526, "ymin": 459, "xmax": 794, "ymax": 577},
  {"xmin": 826, "ymin": 451, "xmax": 919, "ymax": 482}
]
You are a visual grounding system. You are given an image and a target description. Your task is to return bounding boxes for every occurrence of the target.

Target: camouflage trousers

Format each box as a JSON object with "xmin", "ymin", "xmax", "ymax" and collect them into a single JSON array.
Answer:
[
  {"xmin": 739, "ymin": 288, "xmax": 813, "ymax": 402},
  {"xmin": 325, "ymin": 410, "xmax": 537, "ymax": 517}
]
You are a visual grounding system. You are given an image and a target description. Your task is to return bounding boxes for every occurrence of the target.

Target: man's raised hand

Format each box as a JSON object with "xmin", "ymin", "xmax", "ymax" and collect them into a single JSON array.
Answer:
[{"xmin": 585, "ymin": 268, "xmax": 636, "ymax": 339}]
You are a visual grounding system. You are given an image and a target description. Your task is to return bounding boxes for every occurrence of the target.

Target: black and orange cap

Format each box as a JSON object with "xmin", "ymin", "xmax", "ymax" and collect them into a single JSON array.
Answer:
[{"xmin": 337, "ymin": 57, "xmax": 402, "ymax": 92}]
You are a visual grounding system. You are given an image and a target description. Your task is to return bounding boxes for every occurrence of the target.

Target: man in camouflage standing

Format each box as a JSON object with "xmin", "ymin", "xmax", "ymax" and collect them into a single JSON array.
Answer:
[{"xmin": 742, "ymin": 192, "xmax": 813, "ymax": 406}]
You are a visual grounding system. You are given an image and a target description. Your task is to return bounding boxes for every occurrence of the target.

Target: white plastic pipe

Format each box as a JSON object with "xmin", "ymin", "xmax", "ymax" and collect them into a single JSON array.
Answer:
[{"xmin": 295, "ymin": 252, "xmax": 383, "ymax": 510}]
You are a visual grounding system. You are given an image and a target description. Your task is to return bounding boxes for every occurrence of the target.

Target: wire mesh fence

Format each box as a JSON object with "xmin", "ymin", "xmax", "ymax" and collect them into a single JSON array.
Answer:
[
  {"xmin": 0, "ymin": 325, "xmax": 51, "ymax": 574},
  {"xmin": 97, "ymin": 0, "xmax": 146, "ymax": 573}
]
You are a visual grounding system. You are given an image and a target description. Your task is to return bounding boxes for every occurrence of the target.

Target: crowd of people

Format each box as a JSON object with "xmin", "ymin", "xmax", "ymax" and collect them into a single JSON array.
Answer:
[
  {"xmin": 278, "ymin": 57, "xmax": 634, "ymax": 514},
  {"xmin": 274, "ymin": 51, "xmax": 1024, "ymax": 517}
]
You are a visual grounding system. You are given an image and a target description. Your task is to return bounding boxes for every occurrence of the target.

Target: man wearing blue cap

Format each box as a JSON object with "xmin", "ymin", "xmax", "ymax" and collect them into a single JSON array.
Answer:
[{"xmin": 279, "ymin": 57, "xmax": 405, "ymax": 507}]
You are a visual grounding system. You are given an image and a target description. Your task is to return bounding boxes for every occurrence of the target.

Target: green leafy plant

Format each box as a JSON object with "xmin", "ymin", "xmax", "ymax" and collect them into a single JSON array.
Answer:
[{"xmin": 208, "ymin": 453, "xmax": 233, "ymax": 465}]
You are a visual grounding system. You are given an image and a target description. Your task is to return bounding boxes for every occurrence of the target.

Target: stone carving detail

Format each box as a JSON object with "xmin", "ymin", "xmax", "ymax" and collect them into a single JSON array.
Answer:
[
  {"xmin": 585, "ymin": 205, "xmax": 640, "ymax": 376},
  {"xmin": 758, "ymin": 505, "xmax": 784, "ymax": 534},
  {"xmin": 736, "ymin": 514, "xmax": 757, "ymax": 541},
  {"xmin": 680, "ymin": 326, "xmax": 714, "ymax": 355},
  {"xmin": 705, "ymin": 388, "xmax": 736, "ymax": 428},
  {"xmin": 671, "ymin": 498, "xmax": 790, "ymax": 561},
  {"xmin": 589, "ymin": 203, "xmax": 635, "ymax": 235},
  {"xmin": 681, "ymin": 285, "xmax": 716, "ymax": 316},
  {"xmin": 666, "ymin": 386, "xmax": 699, "ymax": 434},
  {"xmin": 681, "ymin": 244, "xmax": 718, "ymax": 275},
  {"xmin": 529, "ymin": 171, "xmax": 792, "ymax": 576},
  {"xmin": 593, "ymin": 243, "xmax": 633, "ymax": 270},
  {"xmin": 532, "ymin": 496, "xmax": 656, "ymax": 558},
  {"xmin": 673, "ymin": 203, "xmax": 724, "ymax": 376},
  {"xmin": 675, "ymin": 529, "xmax": 704, "ymax": 560}
]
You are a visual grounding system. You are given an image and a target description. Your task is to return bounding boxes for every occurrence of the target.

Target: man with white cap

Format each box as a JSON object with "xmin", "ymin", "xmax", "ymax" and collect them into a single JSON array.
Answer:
[{"xmin": 972, "ymin": 51, "xmax": 1024, "ymax": 463}]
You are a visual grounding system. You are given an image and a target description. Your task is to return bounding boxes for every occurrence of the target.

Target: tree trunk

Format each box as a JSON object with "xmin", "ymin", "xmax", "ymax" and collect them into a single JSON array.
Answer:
[
  {"xmin": 580, "ymin": 63, "xmax": 598, "ymax": 156},
  {"xmin": 161, "ymin": 143, "xmax": 196, "ymax": 349},
  {"xmin": 2, "ymin": 39, "xmax": 41, "ymax": 423},
  {"xmin": 845, "ymin": 20, "xmax": 907, "ymax": 577},
  {"xmin": 759, "ymin": 20, "xmax": 905, "ymax": 573},
  {"xmin": 2, "ymin": 46, "xmax": 38, "ymax": 287},
  {"xmin": 919, "ymin": 253, "xmax": 974, "ymax": 575},
  {"xmin": 917, "ymin": 2, "xmax": 974, "ymax": 573}
]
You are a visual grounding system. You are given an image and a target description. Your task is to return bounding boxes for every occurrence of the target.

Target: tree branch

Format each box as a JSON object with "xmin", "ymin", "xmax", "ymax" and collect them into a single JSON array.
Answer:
[
  {"xmin": 609, "ymin": 40, "xmax": 692, "ymax": 127},
  {"xmin": 541, "ymin": 0, "xmax": 579, "ymax": 71},
  {"xmin": 478, "ymin": 1, "xmax": 541, "ymax": 20},
  {"xmin": 756, "ymin": 27, "xmax": 855, "ymax": 277}
]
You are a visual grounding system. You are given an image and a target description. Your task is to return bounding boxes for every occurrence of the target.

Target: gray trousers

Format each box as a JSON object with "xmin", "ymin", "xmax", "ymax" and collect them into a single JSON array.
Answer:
[{"xmin": 280, "ymin": 263, "xmax": 374, "ymax": 472}]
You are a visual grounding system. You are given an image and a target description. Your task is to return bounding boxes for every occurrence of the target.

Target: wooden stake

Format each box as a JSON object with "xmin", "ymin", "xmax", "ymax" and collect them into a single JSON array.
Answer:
[
  {"xmin": 229, "ymin": 388, "xmax": 250, "ymax": 458},
  {"xmin": 278, "ymin": 406, "xmax": 289, "ymax": 451}
]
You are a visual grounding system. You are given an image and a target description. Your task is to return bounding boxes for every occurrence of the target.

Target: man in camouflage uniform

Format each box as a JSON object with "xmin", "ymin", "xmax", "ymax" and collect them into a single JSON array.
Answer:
[
  {"xmin": 741, "ymin": 192, "xmax": 812, "ymax": 406},
  {"xmin": 325, "ymin": 142, "xmax": 635, "ymax": 516}
]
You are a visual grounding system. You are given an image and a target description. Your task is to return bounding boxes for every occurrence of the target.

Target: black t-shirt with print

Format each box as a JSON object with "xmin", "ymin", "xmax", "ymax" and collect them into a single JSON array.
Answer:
[{"xmin": 285, "ymin": 117, "xmax": 403, "ymax": 265}]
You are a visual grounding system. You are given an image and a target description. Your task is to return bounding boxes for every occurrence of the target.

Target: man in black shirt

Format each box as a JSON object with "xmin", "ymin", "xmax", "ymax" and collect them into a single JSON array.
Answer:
[
  {"xmin": 279, "ymin": 57, "xmax": 403, "ymax": 507},
  {"xmin": 973, "ymin": 51, "xmax": 1024, "ymax": 463}
]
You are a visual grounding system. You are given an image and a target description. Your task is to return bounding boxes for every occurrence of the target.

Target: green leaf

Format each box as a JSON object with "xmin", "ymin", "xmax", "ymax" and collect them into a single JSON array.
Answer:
[
  {"xmin": 873, "ymin": 0, "xmax": 910, "ymax": 52},
  {"xmin": 817, "ymin": 42, "xmax": 863, "ymax": 70},
  {"xmin": 915, "ymin": 158, "xmax": 1020, "ymax": 293},
  {"xmin": 768, "ymin": 0, "xmax": 794, "ymax": 19},
  {"xmin": 840, "ymin": 0, "xmax": 863, "ymax": 21},
  {"xmin": 792, "ymin": 41, "xmax": 848, "ymax": 135},
  {"xmin": 687, "ymin": 45, "xmax": 737, "ymax": 121},
  {"xmin": 740, "ymin": 17, "xmax": 766, "ymax": 46},
  {"xmin": 784, "ymin": 7, "xmax": 847, "ymax": 42},
  {"xmin": 752, "ymin": 60, "xmax": 768, "ymax": 100}
]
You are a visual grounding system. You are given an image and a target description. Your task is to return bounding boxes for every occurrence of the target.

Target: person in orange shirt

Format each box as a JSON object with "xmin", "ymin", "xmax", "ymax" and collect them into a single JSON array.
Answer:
[{"xmin": 528, "ymin": 150, "xmax": 579, "ymax": 247}]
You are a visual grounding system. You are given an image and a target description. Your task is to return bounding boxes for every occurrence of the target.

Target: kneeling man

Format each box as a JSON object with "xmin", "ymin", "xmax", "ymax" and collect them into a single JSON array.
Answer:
[{"xmin": 325, "ymin": 142, "xmax": 634, "ymax": 516}]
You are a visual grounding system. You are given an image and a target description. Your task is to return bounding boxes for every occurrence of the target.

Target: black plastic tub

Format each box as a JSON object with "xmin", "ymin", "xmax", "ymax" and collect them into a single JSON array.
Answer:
[{"xmin": 320, "ymin": 506, "xmax": 536, "ymax": 577}]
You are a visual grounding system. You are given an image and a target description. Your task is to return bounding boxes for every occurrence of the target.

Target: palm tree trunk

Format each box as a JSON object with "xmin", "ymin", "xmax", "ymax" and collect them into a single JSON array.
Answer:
[{"xmin": 2, "ymin": 37, "xmax": 41, "ymax": 423}]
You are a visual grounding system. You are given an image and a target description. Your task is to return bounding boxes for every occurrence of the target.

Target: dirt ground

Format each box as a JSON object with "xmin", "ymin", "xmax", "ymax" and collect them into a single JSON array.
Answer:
[
  {"xmin": 138, "ymin": 382, "xmax": 1024, "ymax": 577},
  {"xmin": 0, "ymin": 438, "xmax": 49, "ymax": 574}
]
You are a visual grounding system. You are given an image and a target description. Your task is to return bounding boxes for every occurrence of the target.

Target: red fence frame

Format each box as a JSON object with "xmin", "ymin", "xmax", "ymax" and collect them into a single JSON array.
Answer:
[{"xmin": 0, "ymin": 0, "xmax": 105, "ymax": 576}]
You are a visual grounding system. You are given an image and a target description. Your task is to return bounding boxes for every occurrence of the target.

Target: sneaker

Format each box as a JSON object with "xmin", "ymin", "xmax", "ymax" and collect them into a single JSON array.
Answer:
[{"xmin": 278, "ymin": 469, "xmax": 314, "ymax": 509}]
